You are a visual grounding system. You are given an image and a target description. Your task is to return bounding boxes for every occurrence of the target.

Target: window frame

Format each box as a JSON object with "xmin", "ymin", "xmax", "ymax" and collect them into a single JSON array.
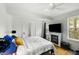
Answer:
[{"xmin": 67, "ymin": 16, "xmax": 79, "ymax": 41}]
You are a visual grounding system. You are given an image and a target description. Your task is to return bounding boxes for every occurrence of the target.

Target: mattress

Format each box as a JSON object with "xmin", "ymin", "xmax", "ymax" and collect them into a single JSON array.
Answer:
[{"xmin": 16, "ymin": 36, "xmax": 53, "ymax": 55}]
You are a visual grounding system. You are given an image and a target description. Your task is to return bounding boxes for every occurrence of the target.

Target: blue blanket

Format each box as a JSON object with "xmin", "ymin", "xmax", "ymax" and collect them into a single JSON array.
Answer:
[
  {"xmin": 0, "ymin": 35, "xmax": 17, "ymax": 55},
  {"xmin": 0, "ymin": 42, "xmax": 17, "ymax": 55}
]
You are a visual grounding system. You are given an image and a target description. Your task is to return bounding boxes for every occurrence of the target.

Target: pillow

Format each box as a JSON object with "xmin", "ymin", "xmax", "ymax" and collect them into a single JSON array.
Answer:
[
  {"xmin": 15, "ymin": 37, "xmax": 24, "ymax": 45},
  {"xmin": 0, "ymin": 39, "xmax": 10, "ymax": 53},
  {"xmin": 3, "ymin": 42, "xmax": 17, "ymax": 55},
  {"xmin": 3, "ymin": 35, "xmax": 13, "ymax": 42}
]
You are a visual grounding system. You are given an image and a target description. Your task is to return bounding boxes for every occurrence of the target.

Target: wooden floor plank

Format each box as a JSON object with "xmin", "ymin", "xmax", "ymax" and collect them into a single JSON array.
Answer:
[{"xmin": 54, "ymin": 45, "xmax": 72, "ymax": 55}]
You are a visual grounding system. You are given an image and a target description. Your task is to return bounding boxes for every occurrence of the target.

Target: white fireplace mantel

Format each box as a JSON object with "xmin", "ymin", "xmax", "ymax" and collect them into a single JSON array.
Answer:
[{"xmin": 49, "ymin": 32, "xmax": 62, "ymax": 47}]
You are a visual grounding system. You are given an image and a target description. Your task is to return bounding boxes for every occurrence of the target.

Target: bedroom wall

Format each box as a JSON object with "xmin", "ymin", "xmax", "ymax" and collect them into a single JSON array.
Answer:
[
  {"xmin": 11, "ymin": 15, "xmax": 52, "ymax": 38},
  {"xmin": 4, "ymin": 3, "xmax": 53, "ymax": 38},
  {"xmin": 0, "ymin": 4, "xmax": 12, "ymax": 37},
  {"xmin": 11, "ymin": 16, "xmax": 44, "ymax": 37},
  {"xmin": 52, "ymin": 9, "xmax": 79, "ymax": 50}
]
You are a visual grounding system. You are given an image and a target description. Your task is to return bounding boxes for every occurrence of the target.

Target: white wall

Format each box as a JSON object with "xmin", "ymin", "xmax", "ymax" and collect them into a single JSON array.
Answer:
[
  {"xmin": 11, "ymin": 15, "xmax": 52, "ymax": 38},
  {"xmin": 0, "ymin": 4, "xmax": 12, "ymax": 37},
  {"xmin": 52, "ymin": 9, "xmax": 79, "ymax": 50},
  {"xmin": 4, "ymin": 3, "xmax": 53, "ymax": 38}
]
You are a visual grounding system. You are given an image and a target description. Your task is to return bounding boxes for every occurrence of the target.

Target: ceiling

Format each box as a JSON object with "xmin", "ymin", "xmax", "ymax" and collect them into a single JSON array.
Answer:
[{"xmin": 4, "ymin": 3, "xmax": 79, "ymax": 19}]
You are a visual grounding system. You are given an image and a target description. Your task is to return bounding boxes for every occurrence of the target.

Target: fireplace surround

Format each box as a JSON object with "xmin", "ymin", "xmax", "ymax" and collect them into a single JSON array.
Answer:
[{"xmin": 49, "ymin": 32, "xmax": 62, "ymax": 47}]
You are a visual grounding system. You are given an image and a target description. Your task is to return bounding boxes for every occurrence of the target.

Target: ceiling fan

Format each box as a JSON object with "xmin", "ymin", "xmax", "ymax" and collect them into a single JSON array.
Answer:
[{"xmin": 45, "ymin": 3, "xmax": 64, "ymax": 11}]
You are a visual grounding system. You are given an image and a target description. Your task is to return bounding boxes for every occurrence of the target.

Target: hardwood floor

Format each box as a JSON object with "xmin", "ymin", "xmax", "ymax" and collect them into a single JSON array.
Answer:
[
  {"xmin": 42, "ymin": 44, "xmax": 73, "ymax": 55},
  {"xmin": 54, "ymin": 45, "xmax": 73, "ymax": 55}
]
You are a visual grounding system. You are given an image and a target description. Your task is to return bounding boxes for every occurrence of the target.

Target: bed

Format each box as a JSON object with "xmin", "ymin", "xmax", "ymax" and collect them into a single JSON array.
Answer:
[{"xmin": 16, "ymin": 36, "xmax": 54, "ymax": 55}]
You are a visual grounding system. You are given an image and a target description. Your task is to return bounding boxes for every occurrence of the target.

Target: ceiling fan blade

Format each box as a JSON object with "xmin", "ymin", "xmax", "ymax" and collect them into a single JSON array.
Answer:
[
  {"xmin": 48, "ymin": 3, "xmax": 64, "ymax": 10},
  {"xmin": 55, "ymin": 3, "xmax": 64, "ymax": 7},
  {"xmin": 49, "ymin": 3, "xmax": 57, "ymax": 9}
]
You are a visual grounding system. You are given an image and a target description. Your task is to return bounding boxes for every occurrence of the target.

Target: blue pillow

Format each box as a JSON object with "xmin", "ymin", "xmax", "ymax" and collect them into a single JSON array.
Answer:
[
  {"xmin": 0, "ymin": 42, "xmax": 17, "ymax": 55},
  {"xmin": 3, "ymin": 35, "xmax": 13, "ymax": 42}
]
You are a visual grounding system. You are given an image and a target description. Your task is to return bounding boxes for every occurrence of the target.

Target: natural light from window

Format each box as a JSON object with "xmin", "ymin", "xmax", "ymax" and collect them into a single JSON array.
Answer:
[{"xmin": 67, "ymin": 16, "xmax": 79, "ymax": 41}]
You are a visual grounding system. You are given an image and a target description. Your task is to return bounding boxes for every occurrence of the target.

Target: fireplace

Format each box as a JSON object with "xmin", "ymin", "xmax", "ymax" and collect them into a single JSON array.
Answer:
[
  {"xmin": 51, "ymin": 35, "xmax": 58, "ymax": 44},
  {"xmin": 50, "ymin": 32, "xmax": 62, "ymax": 47}
]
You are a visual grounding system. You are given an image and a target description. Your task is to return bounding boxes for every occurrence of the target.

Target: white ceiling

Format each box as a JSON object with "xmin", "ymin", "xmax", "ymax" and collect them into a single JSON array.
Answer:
[{"xmin": 4, "ymin": 3, "xmax": 79, "ymax": 19}]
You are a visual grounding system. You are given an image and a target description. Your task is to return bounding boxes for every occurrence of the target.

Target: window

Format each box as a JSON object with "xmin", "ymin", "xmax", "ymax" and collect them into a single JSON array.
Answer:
[{"xmin": 67, "ymin": 16, "xmax": 79, "ymax": 41}]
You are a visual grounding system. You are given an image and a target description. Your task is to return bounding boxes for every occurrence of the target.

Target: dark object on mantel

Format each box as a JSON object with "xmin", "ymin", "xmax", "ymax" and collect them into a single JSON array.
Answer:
[
  {"xmin": 61, "ymin": 41, "xmax": 71, "ymax": 50},
  {"xmin": 49, "ymin": 23, "xmax": 62, "ymax": 33},
  {"xmin": 11, "ymin": 30, "xmax": 16, "ymax": 34}
]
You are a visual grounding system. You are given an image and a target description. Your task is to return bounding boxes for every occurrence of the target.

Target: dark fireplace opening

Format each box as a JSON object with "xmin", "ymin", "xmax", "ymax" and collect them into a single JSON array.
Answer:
[{"xmin": 51, "ymin": 35, "xmax": 58, "ymax": 44}]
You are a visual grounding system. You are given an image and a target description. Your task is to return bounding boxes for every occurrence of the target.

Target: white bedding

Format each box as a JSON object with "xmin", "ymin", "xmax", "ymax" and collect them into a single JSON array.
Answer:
[{"xmin": 16, "ymin": 36, "xmax": 53, "ymax": 55}]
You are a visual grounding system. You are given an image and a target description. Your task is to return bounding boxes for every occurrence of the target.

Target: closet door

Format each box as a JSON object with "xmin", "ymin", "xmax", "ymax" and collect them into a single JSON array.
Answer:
[
  {"xmin": 22, "ymin": 21, "xmax": 30, "ymax": 38},
  {"xmin": 30, "ymin": 22, "xmax": 43, "ymax": 37},
  {"xmin": 30, "ymin": 22, "xmax": 36, "ymax": 36},
  {"xmin": 35, "ymin": 22, "xmax": 43, "ymax": 37}
]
